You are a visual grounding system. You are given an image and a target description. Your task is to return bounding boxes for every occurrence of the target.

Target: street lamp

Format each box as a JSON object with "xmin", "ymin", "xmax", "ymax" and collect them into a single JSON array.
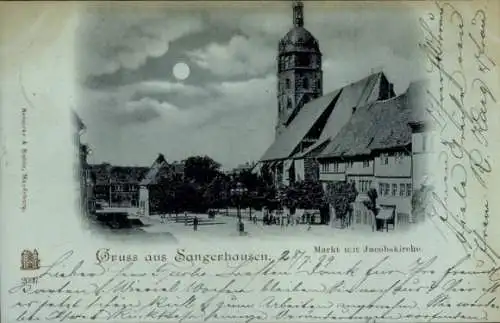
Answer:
[{"xmin": 230, "ymin": 182, "xmax": 248, "ymax": 222}]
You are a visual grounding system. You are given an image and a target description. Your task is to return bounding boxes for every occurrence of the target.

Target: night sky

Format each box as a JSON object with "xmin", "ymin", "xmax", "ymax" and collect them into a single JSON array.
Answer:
[{"xmin": 76, "ymin": 2, "xmax": 425, "ymax": 170}]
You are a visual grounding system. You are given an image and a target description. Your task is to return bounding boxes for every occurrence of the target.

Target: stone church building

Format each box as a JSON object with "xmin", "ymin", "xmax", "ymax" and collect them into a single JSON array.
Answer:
[
  {"xmin": 260, "ymin": 1, "xmax": 395, "ymax": 188},
  {"xmin": 275, "ymin": 1, "xmax": 323, "ymax": 138}
]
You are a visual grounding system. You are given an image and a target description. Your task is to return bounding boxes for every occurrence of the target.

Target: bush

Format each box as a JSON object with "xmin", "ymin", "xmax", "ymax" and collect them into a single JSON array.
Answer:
[
  {"xmin": 411, "ymin": 184, "xmax": 434, "ymax": 221},
  {"xmin": 325, "ymin": 181, "xmax": 358, "ymax": 219}
]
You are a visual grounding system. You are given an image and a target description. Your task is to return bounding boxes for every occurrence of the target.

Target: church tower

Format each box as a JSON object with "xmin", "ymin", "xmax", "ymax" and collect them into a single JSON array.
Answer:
[{"xmin": 275, "ymin": 1, "xmax": 323, "ymax": 138}]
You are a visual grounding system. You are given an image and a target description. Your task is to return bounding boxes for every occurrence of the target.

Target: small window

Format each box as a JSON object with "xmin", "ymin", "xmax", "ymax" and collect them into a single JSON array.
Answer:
[
  {"xmin": 400, "ymin": 184, "xmax": 406, "ymax": 197},
  {"xmin": 363, "ymin": 160, "xmax": 369, "ymax": 168},
  {"xmin": 286, "ymin": 79, "xmax": 291, "ymax": 89},
  {"xmin": 384, "ymin": 184, "xmax": 390, "ymax": 196},
  {"xmin": 379, "ymin": 183, "xmax": 384, "ymax": 195},
  {"xmin": 332, "ymin": 162, "xmax": 339, "ymax": 173},
  {"xmin": 392, "ymin": 184, "xmax": 397, "ymax": 196},
  {"xmin": 406, "ymin": 183, "xmax": 412, "ymax": 197}
]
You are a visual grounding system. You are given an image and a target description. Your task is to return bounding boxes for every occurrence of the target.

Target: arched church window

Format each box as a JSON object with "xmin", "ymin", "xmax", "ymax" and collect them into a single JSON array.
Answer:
[
  {"xmin": 285, "ymin": 56, "xmax": 292, "ymax": 69},
  {"xmin": 303, "ymin": 77, "xmax": 309, "ymax": 89}
]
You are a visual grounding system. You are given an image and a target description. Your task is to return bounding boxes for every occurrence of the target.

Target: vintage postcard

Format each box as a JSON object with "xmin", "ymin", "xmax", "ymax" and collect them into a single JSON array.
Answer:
[{"xmin": 1, "ymin": 0, "xmax": 500, "ymax": 322}]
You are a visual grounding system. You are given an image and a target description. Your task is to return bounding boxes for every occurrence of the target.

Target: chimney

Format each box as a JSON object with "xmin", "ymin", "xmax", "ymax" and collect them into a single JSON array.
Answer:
[
  {"xmin": 157, "ymin": 153, "xmax": 166, "ymax": 164},
  {"xmin": 352, "ymin": 106, "xmax": 357, "ymax": 114}
]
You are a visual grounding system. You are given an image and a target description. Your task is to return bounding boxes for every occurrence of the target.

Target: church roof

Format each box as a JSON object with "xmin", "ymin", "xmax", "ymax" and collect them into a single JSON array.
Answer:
[
  {"xmin": 317, "ymin": 91, "xmax": 412, "ymax": 159},
  {"xmin": 261, "ymin": 89, "xmax": 341, "ymax": 162},
  {"xmin": 279, "ymin": 27, "xmax": 320, "ymax": 53},
  {"xmin": 260, "ymin": 72, "xmax": 388, "ymax": 162},
  {"xmin": 318, "ymin": 72, "xmax": 388, "ymax": 142}
]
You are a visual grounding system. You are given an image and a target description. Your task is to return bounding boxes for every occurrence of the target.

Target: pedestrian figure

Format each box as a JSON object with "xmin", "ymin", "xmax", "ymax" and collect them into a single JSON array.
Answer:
[
  {"xmin": 193, "ymin": 216, "xmax": 199, "ymax": 231},
  {"xmin": 239, "ymin": 221, "xmax": 245, "ymax": 235},
  {"xmin": 287, "ymin": 214, "xmax": 291, "ymax": 226},
  {"xmin": 184, "ymin": 212, "xmax": 188, "ymax": 226},
  {"xmin": 160, "ymin": 214, "xmax": 166, "ymax": 223}
]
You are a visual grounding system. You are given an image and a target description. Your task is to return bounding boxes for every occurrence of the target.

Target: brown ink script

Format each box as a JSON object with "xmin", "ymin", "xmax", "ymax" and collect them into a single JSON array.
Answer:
[{"xmin": 6, "ymin": 245, "xmax": 500, "ymax": 323}]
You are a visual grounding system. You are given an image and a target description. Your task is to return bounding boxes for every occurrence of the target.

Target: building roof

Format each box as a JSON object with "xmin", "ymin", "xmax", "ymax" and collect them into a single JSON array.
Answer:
[
  {"xmin": 318, "ymin": 72, "xmax": 388, "ymax": 142},
  {"xmin": 231, "ymin": 162, "xmax": 255, "ymax": 173},
  {"xmin": 260, "ymin": 72, "xmax": 389, "ymax": 162},
  {"xmin": 261, "ymin": 89, "xmax": 341, "ymax": 162},
  {"xmin": 91, "ymin": 164, "xmax": 149, "ymax": 185},
  {"xmin": 72, "ymin": 111, "xmax": 86, "ymax": 132},
  {"xmin": 279, "ymin": 1, "xmax": 320, "ymax": 54},
  {"xmin": 318, "ymin": 91, "xmax": 412, "ymax": 159},
  {"xmin": 140, "ymin": 154, "xmax": 168, "ymax": 186},
  {"xmin": 293, "ymin": 137, "xmax": 331, "ymax": 159},
  {"xmin": 279, "ymin": 27, "xmax": 320, "ymax": 53}
]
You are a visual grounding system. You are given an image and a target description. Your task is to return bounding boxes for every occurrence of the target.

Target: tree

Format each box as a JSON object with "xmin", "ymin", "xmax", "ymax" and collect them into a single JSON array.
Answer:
[
  {"xmin": 363, "ymin": 187, "xmax": 382, "ymax": 230},
  {"xmin": 363, "ymin": 188, "xmax": 378, "ymax": 214},
  {"xmin": 411, "ymin": 184, "xmax": 434, "ymax": 223},
  {"xmin": 281, "ymin": 181, "xmax": 329, "ymax": 223},
  {"xmin": 283, "ymin": 181, "xmax": 325, "ymax": 209},
  {"xmin": 203, "ymin": 175, "xmax": 229, "ymax": 210},
  {"xmin": 236, "ymin": 169, "xmax": 260, "ymax": 192},
  {"xmin": 183, "ymin": 156, "xmax": 221, "ymax": 185},
  {"xmin": 325, "ymin": 181, "xmax": 358, "ymax": 227}
]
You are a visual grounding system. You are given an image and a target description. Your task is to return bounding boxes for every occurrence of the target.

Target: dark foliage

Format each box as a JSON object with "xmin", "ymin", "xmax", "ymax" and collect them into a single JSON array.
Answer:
[
  {"xmin": 183, "ymin": 155, "xmax": 221, "ymax": 185},
  {"xmin": 283, "ymin": 180, "xmax": 325, "ymax": 210},
  {"xmin": 362, "ymin": 187, "xmax": 378, "ymax": 215},
  {"xmin": 325, "ymin": 181, "xmax": 358, "ymax": 219},
  {"xmin": 411, "ymin": 184, "xmax": 434, "ymax": 222}
]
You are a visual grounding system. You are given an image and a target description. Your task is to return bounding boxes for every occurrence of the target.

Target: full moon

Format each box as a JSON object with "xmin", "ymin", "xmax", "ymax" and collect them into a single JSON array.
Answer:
[{"xmin": 173, "ymin": 62, "xmax": 190, "ymax": 81}]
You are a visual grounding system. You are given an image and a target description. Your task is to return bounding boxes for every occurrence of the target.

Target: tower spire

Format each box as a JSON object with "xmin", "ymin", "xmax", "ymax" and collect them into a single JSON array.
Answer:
[{"xmin": 293, "ymin": 1, "xmax": 304, "ymax": 27}]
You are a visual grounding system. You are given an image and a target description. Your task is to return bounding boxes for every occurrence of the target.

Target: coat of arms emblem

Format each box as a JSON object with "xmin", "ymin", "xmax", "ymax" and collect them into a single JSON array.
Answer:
[{"xmin": 20, "ymin": 249, "xmax": 40, "ymax": 270}]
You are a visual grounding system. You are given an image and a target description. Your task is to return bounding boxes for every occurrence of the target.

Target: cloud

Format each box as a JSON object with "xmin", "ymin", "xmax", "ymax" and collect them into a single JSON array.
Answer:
[
  {"xmin": 77, "ymin": 8, "xmax": 205, "ymax": 77},
  {"xmin": 81, "ymin": 73, "xmax": 277, "ymax": 167},
  {"xmin": 116, "ymin": 99, "xmax": 165, "ymax": 124},
  {"xmin": 78, "ymin": 3, "xmax": 427, "ymax": 169},
  {"xmin": 130, "ymin": 80, "xmax": 209, "ymax": 103},
  {"xmin": 187, "ymin": 35, "xmax": 275, "ymax": 77},
  {"xmin": 188, "ymin": 5, "xmax": 422, "ymax": 81},
  {"xmin": 322, "ymin": 46, "xmax": 426, "ymax": 94}
]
